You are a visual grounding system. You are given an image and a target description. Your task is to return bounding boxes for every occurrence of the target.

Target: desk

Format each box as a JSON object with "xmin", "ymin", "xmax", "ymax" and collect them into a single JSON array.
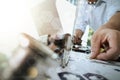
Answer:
[
  {"xmin": 1, "ymin": 50, "xmax": 120, "ymax": 80},
  {"xmin": 47, "ymin": 51, "xmax": 120, "ymax": 80}
]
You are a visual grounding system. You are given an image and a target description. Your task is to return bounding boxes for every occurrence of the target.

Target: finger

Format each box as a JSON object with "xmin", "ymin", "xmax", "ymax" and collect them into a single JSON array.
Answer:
[
  {"xmin": 73, "ymin": 36, "xmax": 77, "ymax": 44},
  {"xmin": 96, "ymin": 50, "xmax": 118, "ymax": 60},
  {"xmin": 106, "ymin": 34, "xmax": 119, "ymax": 59},
  {"xmin": 97, "ymin": 33, "xmax": 119, "ymax": 60},
  {"xmin": 73, "ymin": 36, "xmax": 81, "ymax": 45},
  {"xmin": 90, "ymin": 34, "xmax": 101, "ymax": 59},
  {"xmin": 108, "ymin": 34, "xmax": 118, "ymax": 51},
  {"xmin": 76, "ymin": 38, "xmax": 81, "ymax": 45},
  {"xmin": 97, "ymin": 41, "xmax": 118, "ymax": 60}
]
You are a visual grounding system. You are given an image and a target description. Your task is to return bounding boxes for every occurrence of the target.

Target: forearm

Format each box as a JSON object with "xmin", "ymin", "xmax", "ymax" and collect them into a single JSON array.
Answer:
[{"xmin": 102, "ymin": 12, "xmax": 120, "ymax": 31}]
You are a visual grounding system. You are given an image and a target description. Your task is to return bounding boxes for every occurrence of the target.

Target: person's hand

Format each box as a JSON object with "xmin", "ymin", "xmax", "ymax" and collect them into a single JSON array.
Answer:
[
  {"xmin": 90, "ymin": 28, "xmax": 120, "ymax": 60},
  {"xmin": 73, "ymin": 29, "xmax": 83, "ymax": 45},
  {"xmin": 72, "ymin": 36, "xmax": 82, "ymax": 45}
]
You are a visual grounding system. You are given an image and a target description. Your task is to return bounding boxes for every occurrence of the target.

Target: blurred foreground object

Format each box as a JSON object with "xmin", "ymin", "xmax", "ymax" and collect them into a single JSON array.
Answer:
[
  {"xmin": 19, "ymin": 33, "xmax": 58, "ymax": 59},
  {"xmin": 61, "ymin": 34, "xmax": 72, "ymax": 68},
  {"xmin": 2, "ymin": 33, "xmax": 59, "ymax": 80},
  {"xmin": 48, "ymin": 33, "xmax": 72, "ymax": 68}
]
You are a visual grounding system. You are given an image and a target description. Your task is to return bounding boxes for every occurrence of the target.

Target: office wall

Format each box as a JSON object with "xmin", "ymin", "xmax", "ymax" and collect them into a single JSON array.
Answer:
[{"xmin": 31, "ymin": 0, "xmax": 63, "ymax": 36}]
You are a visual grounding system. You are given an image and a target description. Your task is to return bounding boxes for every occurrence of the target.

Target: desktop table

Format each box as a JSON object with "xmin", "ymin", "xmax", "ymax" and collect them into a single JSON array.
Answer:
[{"xmin": 46, "ymin": 51, "xmax": 120, "ymax": 80}]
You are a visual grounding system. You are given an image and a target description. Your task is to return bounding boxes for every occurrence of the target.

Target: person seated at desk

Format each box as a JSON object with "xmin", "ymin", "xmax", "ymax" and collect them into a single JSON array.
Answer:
[{"xmin": 73, "ymin": 0, "xmax": 120, "ymax": 60}]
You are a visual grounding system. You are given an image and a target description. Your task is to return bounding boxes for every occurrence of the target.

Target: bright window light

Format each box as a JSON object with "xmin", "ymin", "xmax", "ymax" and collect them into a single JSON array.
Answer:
[{"xmin": 0, "ymin": 0, "xmax": 39, "ymax": 55}]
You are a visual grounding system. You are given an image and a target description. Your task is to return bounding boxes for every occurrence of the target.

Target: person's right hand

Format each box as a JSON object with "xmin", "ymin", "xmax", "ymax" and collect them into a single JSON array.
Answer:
[{"xmin": 90, "ymin": 28, "xmax": 120, "ymax": 60}]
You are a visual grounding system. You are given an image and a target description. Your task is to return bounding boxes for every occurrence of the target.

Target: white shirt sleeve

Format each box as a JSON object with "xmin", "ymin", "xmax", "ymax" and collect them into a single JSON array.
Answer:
[
  {"xmin": 106, "ymin": 0, "xmax": 120, "ymax": 21},
  {"xmin": 74, "ymin": 0, "xmax": 88, "ymax": 32}
]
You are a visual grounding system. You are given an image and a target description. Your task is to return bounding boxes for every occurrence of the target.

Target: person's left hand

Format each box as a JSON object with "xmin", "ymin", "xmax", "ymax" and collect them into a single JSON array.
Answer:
[{"xmin": 90, "ymin": 28, "xmax": 120, "ymax": 60}]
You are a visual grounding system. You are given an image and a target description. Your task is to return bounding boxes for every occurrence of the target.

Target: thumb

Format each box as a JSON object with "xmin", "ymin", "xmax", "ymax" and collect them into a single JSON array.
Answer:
[{"xmin": 90, "ymin": 35, "xmax": 101, "ymax": 59}]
